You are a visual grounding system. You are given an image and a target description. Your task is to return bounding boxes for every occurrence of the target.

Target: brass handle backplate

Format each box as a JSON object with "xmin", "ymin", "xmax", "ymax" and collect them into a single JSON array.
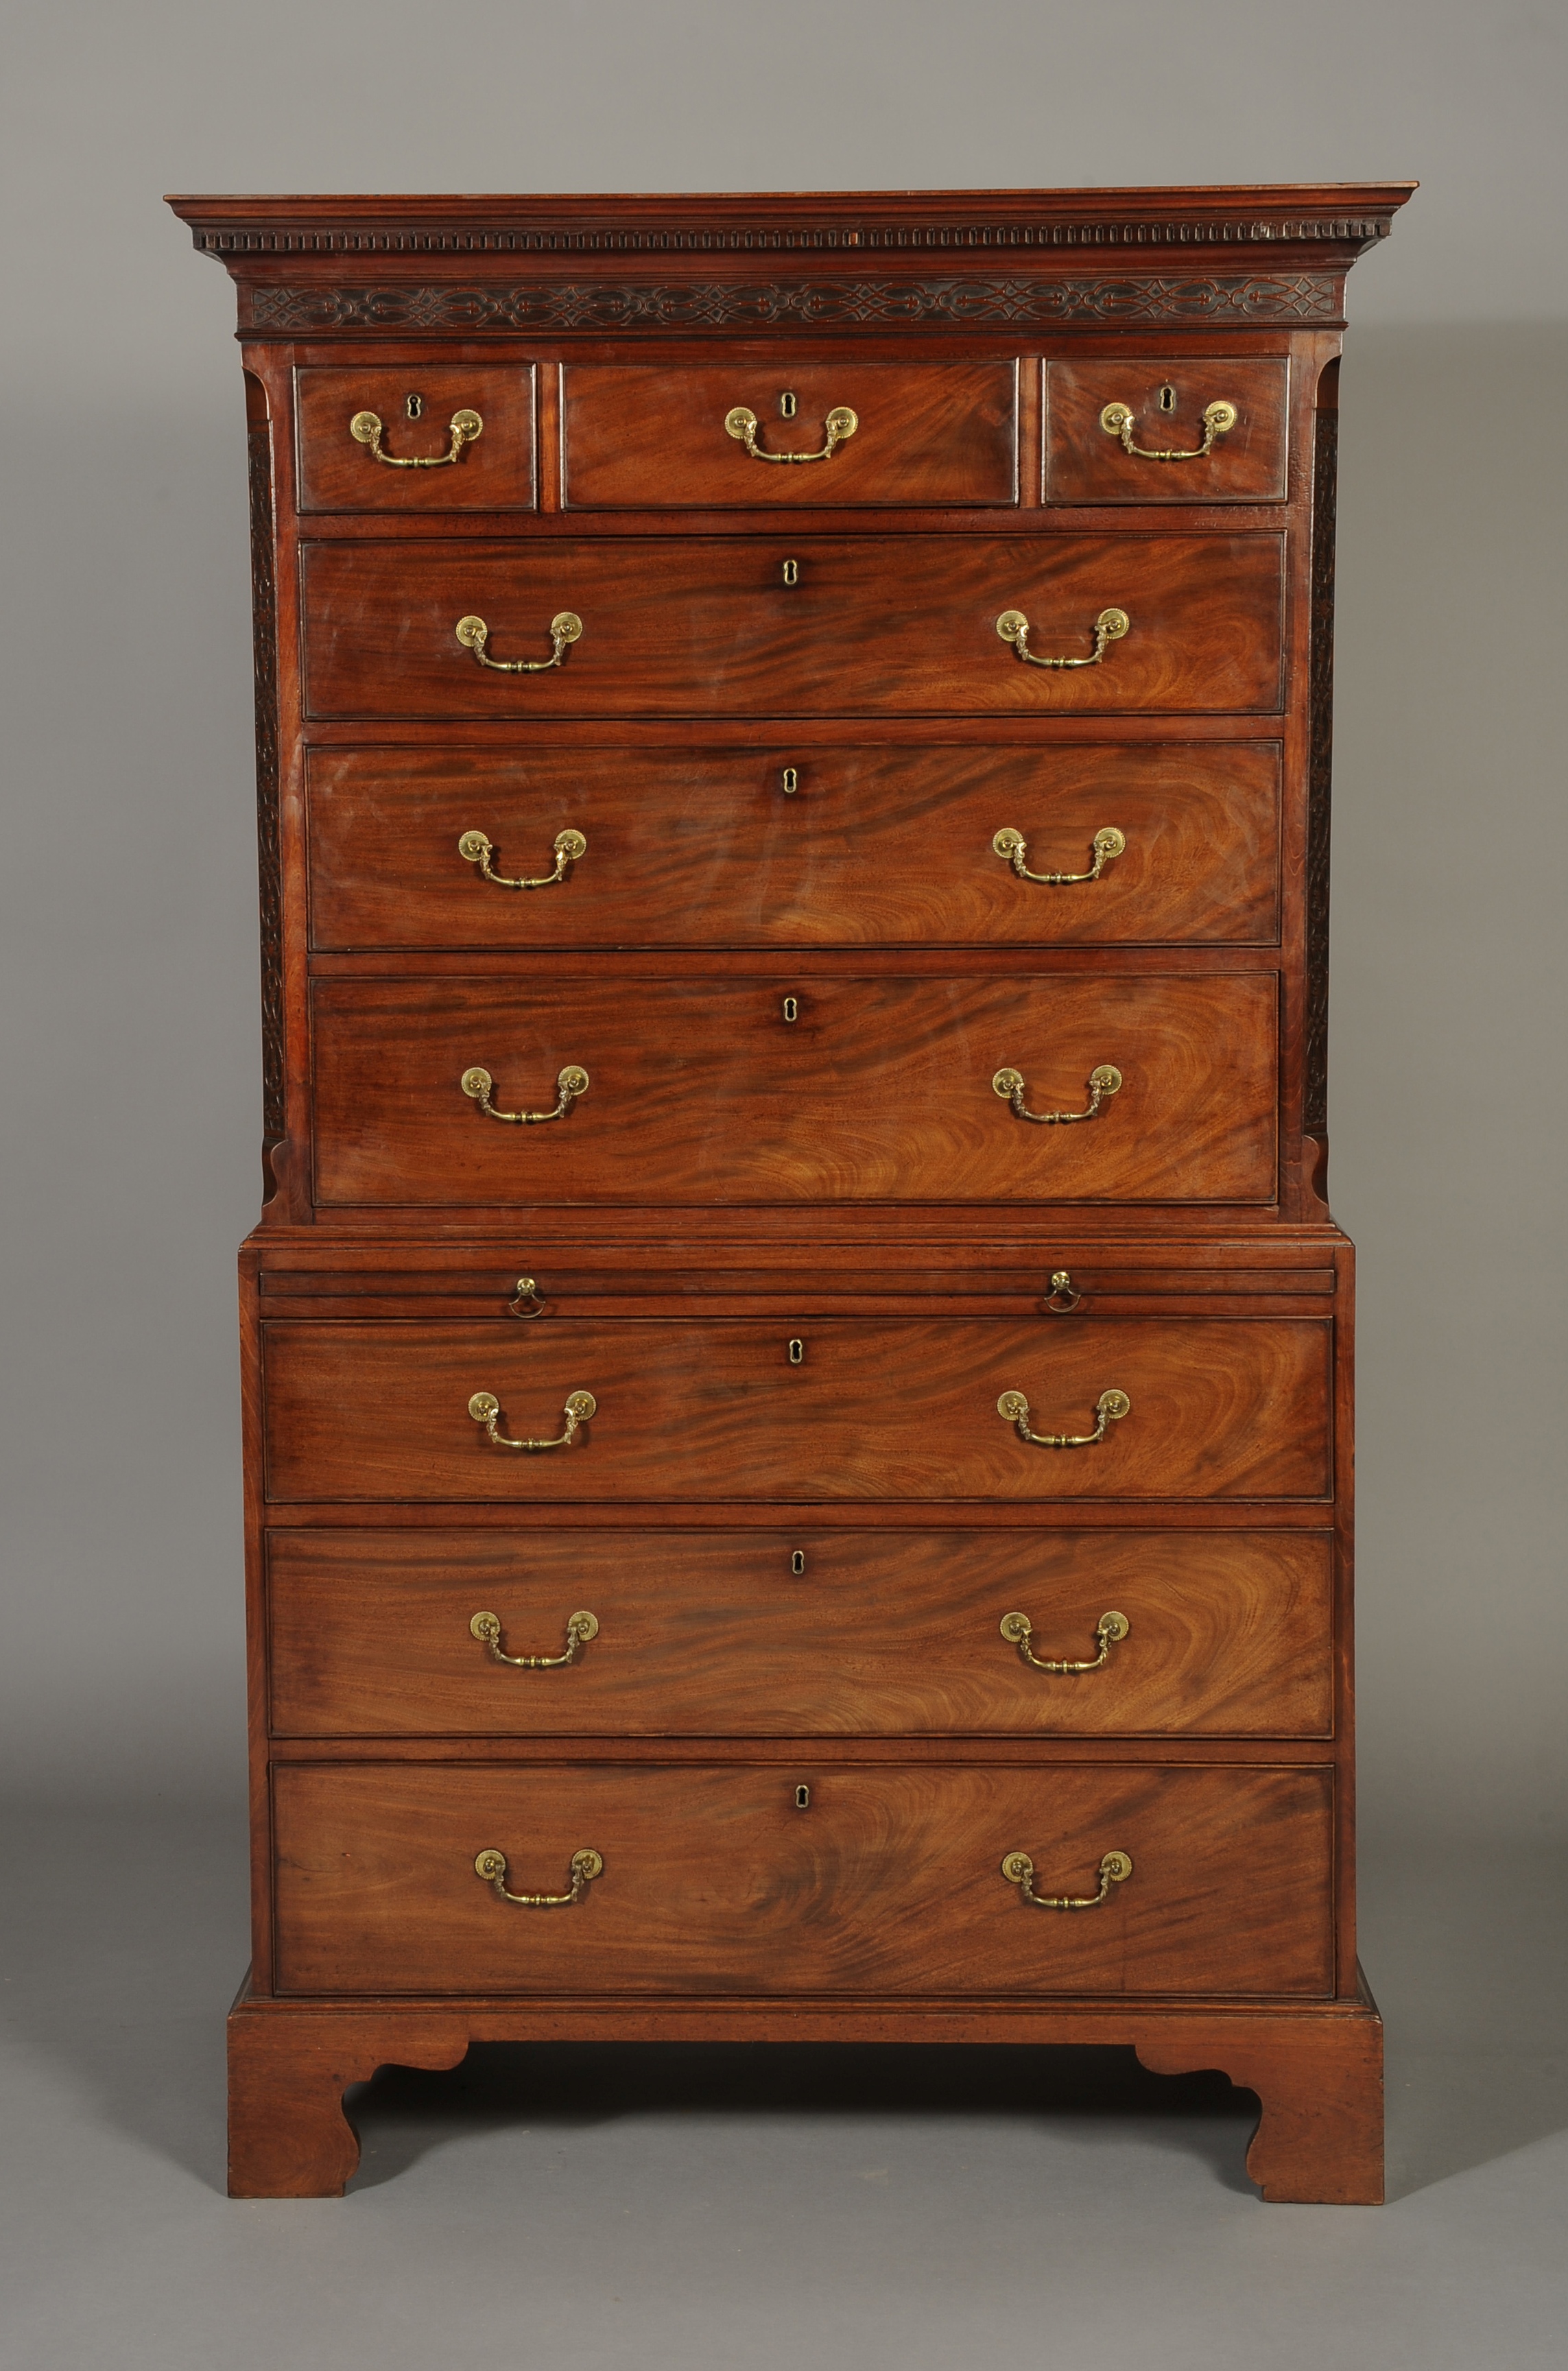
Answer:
[
  {"xmin": 724, "ymin": 403, "xmax": 858, "ymax": 463},
  {"xmin": 455, "ymin": 611, "xmax": 582, "ymax": 672},
  {"xmin": 459, "ymin": 827, "xmax": 586, "ymax": 889},
  {"xmin": 992, "ymin": 826, "xmax": 1126, "ymax": 885},
  {"xmin": 1099, "ymin": 398, "xmax": 1237, "ymax": 461},
  {"xmin": 474, "ymin": 1846, "xmax": 603, "ymax": 1907},
  {"xmin": 1000, "ymin": 1609, "xmax": 1130, "ymax": 1673},
  {"xmin": 997, "ymin": 607, "xmax": 1130, "ymax": 670},
  {"xmin": 993, "ymin": 1064, "xmax": 1122, "ymax": 1125},
  {"xmin": 351, "ymin": 407, "xmax": 482, "ymax": 467},
  {"xmin": 468, "ymin": 1388, "xmax": 597, "ymax": 1451},
  {"xmin": 471, "ymin": 1608, "xmax": 599, "ymax": 1667},
  {"xmin": 1001, "ymin": 1848, "xmax": 1133, "ymax": 1909},
  {"xmin": 461, "ymin": 1064, "xmax": 589, "ymax": 1124},
  {"xmin": 997, "ymin": 1387, "xmax": 1131, "ymax": 1449}
]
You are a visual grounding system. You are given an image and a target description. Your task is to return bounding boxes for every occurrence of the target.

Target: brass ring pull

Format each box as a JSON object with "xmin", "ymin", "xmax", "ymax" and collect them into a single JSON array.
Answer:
[
  {"xmin": 724, "ymin": 403, "xmax": 858, "ymax": 463},
  {"xmin": 1043, "ymin": 1270, "xmax": 1082, "ymax": 1313},
  {"xmin": 993, "ymin": 1064, "xmax": 1121, "ymax": 1125},
  {"xmin": 458, "ymin": 827, "xmax": 586, "ymax": 890},
  {"xmin": 467, "ymin": 1388, "xmax": 597, "ymax": 1451},
  {"xmin": 508, "ymin": 1275, "xmax": 548, "ymax": 1318},
  {"xmin": 1000, "ymin": 1609, "xmax": 1130, "ymax": 1673},
  {"xmin": 455, "ymin": 611, "xmax": 582, "ymax": 672},
  {"xmin": 996, "ymin": 608, "xmax": 1130, "ymax": 669},
  {"xmin": 350, "ymin": 407, "xmax": 482, "ymax": 467},
  {"xmin": 1099, "ymin": 398, "xmax": 1237, "ymax": 461},
  {"xmin": 997, "ymin": 1386, "xmax": 1130, "ymax": 1448},
  {"xmin": 1001, "ymin": 1848, "xmax": 1133, "ymax": 1909},
  {"xmin": 474, "ymin": 1846, "xmax": 603, "ymax": 1907},
  {"xmin": 461, "ymin": 1064, "xmax": 589, "ymax": 1124},
  {"xmin": 992, "ymin": 826, "xmax": 1126, "ymax": 885},
  {"xmin": 471, "ymin": 1608, "xmax": 599, "ymax": 1667}
]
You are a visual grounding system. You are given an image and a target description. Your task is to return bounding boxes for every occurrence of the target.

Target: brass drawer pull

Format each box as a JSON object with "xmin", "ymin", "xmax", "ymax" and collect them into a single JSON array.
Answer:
[
  {"xmin": 1043, "ymin": 1270, "xmax": 1082, "ymax": 1313},
  {"xmin": 993, "ymin": 1064, "xmax": 1121, "ymax": 1125},
  {"xmin": 458, "ymin": 827, "xmax": 586, "ymax": 890},
  {"xmin": 724, "ymin": 403, "xmax": 858, "ymax": 464},
  {"xmin": 455, "ymin": 610, "xmax": 582, "ymax": 672},
  {"xmin": 471, "ymin": 1608, "xmax": 599, "ymax": 1667},
  {"xmin": 350, "ymin": 406, "xmax": 482, "ymax": 467},
  {"xmin": 461, "ymin": 1064, "xmax": 589, "ymax": 1124},
  {"xmin": 1001, "ymin": 1848, "xmax": 1132, "ymax": 1909},
  {"xmin": 1000, "ymin": 1608, "xmax": 1129, "ymax": 1673},
  {"xmin": 1099, "ymin": 397, "xmax": 1237, "ymax": 461},
  {"xmin": 474, "ymin": 1846, "xmax": 603, "ymax": 1907},
  {"xmin": 508, "ymin": 1275, "xmax": 548, "ymax": 1319},
  {"xmin": 992, "ymin": 825, "xmax": 1126, "ymax": 885},
  {"xmin": 468, "ymin": 1388, "xmax": 597, "ymax": 1451},
  {"xmin": 996, "ymin": 607, "xmax": 1129, "ymax": 669},
  {"xmin": 997, "ymin": 1386, "xmax": 1130, "ymax": 1448}
]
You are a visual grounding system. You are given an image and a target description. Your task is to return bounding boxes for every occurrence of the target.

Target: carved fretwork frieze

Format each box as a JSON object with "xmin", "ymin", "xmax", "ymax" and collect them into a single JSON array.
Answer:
[
  {"xmin": 241, "ymin": 272, "xmax": 1344, "ymax": 334},
  {"xmin": 246, "ymin": 424, "xmax": 284, "ymax": 1155},
  {"xmin": 1305, "ymin": 403, "xmax": 1338, "ymax": 1143}
]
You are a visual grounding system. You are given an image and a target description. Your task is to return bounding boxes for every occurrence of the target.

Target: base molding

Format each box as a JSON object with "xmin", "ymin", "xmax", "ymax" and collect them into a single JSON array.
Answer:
[{"xmin": 228, "ymin": 1971, "xmax": 1383, "ymax": 2203}]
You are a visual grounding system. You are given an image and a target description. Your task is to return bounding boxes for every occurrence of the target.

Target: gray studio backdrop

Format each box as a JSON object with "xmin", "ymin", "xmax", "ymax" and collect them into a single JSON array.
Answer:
[{"xmin": 1, "ymin": 1, "xmax": 1564, "ymax": 1844}]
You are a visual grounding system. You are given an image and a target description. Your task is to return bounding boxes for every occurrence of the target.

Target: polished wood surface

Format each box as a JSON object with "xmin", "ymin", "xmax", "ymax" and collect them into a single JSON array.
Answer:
[
  {"xmin": 309, "ymin": 972, "xmax": 1279, "ymax": 1208},
  {"xmin": 300, "ymin": 534, "xmax": 1285, "ymax": 719},
  {"xmin": 1045, "ymin": 357, "xmax": 1289, "ymax": 503},
  {"xmin": 561, "ymin": 362, "xmax": 1018, "ymax": 508},
  {"xmin": 272, "ymin": 1759, "xmax": 1333, "ymax": 1997},
  {"xmin": 261, "ymin": 1315, "xmax": 1332, "ymax": 1503},
  {"xmin": 267, "ymin": 1526, "xmax": 1333, "ymax": 1738},
  {"xmin": 306, "ymin": 741, "xmax": 1282, "ymax": 952},
  {"xmin": 294, "ymin": 366, "xmax": 536, "ymax": 514}
]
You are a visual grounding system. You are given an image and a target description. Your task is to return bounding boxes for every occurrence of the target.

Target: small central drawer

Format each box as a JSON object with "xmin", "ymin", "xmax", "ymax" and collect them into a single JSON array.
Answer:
[
  {"xmin": 560, "ymin": 362, "xmax": 1018, "ymax": 508},
  {"xmin": 267, "ymin": 1526, "xmax": 1334, "ymax": 1739},
  {"xmin": 261, "ymin": 1315, "xmax": 1332, "ymax": 1503},
  {"xmin": 299, "ymin": 534, "xmax": 1285, "ymax": 719},
  {"xmin": 272, "ymin": 1761, "xmax": 1334, "ymax": 1997},
  {"xmin": 309, "ymin": 971, "xmax": 1279, "ymax": 1208}
]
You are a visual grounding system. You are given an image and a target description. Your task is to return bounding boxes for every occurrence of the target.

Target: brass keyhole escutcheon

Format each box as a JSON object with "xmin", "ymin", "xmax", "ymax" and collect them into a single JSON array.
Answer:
[
  {"xmin": 779, "ymin": 390, "xmax": 798, "ymax": 419},
  {"xmin": 795, "ymin": 1784, "xmax": 811, "ymax": 1810},
  {"xmin": 405, "ymin": 391, "xmax": 424, "ymax": 420},
  {"xmin": 781, "ymin": 765, "xmax": 799, "ymax": 796},
  {"xmin": 788, "ymin": 1338, "xmax": 805, "ymax": 1365},
  {"xmin": 782, "ymin": 995, "xmax": 798, "ymax": 1024},
  {"xmin": 1159, "ymin": 383, "xmax": 1176, "ymax": 413},
  {"xmin": 781, "ymin": 558, "xmax": 799, "ymax": 586},
  {"xmin": 791, "ymin": 1549, "xmax": 807, "ymax": 1575}
]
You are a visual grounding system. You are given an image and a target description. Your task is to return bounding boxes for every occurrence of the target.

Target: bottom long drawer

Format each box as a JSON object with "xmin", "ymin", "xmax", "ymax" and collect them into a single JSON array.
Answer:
[{"xmin": 272, "ymin": 1761, "xmax": 1333, "ymax": 1999}]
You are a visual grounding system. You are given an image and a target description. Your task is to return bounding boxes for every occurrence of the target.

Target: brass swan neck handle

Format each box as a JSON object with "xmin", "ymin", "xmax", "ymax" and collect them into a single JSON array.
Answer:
[
  {"xmin": 1000, "ymin": 1610, "xmax": 1130, "ymax": 1673},
  {"xmin": 467, "ymin": 1389, "xmax": 597, "ymax": 1451},
  {"xmin": 997, "ymin": 607, "xmax": 1129, "ymax": 669},
  {"xmin": 455, "ymin": 611, "xmax": 582, "ymax": 672},
  {"xmin": 459, "ymin": 828, "xmax": 586, "ymax": 890},
  {"xmin": 992, "ymin": 826, "xmax": 1126, "ymax": 885},
  {"xmin": 1001, "ymin": 1849, "xmax": 1133, "ymax": 1909},
  {"xmin": 993, "ymin": 1064, "xmax": 1121, "ymax": 1125},
  {"xmin": 724, "ymin": 403, "xmax": 858, "ymax": 463},
  {"xmin": 461, "ymin": 1064, "xmax": 589, "ymax": 1125},
  {"xmin": 351, "ymin": 407, "xmax": 482, "ymax": 467},
  {"xmin": 1100, "ymin": 397, "xmax": 1237, "ymax": 461},
  {"xmin": 997, "ymin": 1387, "xmax": 1130, "ymax": 1449},
  {"xmin": 471, "ymin": 1609, "xmax": 599, "ymax": 1667},
  {"xmin": 474, "ymin": 1847, "xmax": 603, "ymax": 1907}
]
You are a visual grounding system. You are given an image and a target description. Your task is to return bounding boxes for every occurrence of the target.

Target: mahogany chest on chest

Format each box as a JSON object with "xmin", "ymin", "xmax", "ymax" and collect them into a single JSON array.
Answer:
[{"xmin": 171, "ymin": 182, "xmax": 1411, "ymax": 2200}]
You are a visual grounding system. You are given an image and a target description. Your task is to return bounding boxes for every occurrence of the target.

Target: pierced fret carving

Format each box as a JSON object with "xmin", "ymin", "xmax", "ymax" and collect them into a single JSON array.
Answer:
[
  {"xmin": 1305, "ymin": 402, "xmax": 1338, "ymax": 1145},
  {"xmin": 246, "ymin": 423, "xmax": 284, "ymax": 1160}
]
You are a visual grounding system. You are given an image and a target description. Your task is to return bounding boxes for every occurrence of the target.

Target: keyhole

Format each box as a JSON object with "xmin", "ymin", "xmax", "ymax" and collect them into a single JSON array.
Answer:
[
  {"xmin": 405, "ymin": 392, "xmax": 425, "ymax": 420},
  {"xmin": 1158, "ymin": 383, "xmax": 1177, "ymax": 414},
  {"xmin": 781, "ymin": 766, "xmax": 799, "ymax": 796},
  {"xmin": 779, "ymin": 391, "xmax": 798, "ymax": 420},
  {"xmin": 791, "ymin": 1549, "xmax": 807, "ymax": 1576},
  {"xmin": 782, "ymin": 995, "xmax": 798, "ymax": 1024},
  {"xmin": 788, "ymin": 1338, "xmax": 805, "ymax": 1365},
  {"xmin": 781, "ymin": 558, "xmax": 799, "ymax": 586},
  {"xmin": 794, "ymin": 1784, "xmax": 811, "ymax": 1810}
]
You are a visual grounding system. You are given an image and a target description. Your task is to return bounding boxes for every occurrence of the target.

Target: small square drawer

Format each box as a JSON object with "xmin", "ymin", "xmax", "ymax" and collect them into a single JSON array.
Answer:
[
  {"xmin": 561, "ymin": 364, "xmax": 1018, "ymax": 508},
  {"xmin": 1046, "ymin": 358, "xmax": 1288, "ymax": 504},
  {"xmin": 294, "ymin": 367, "xmax": 536, "ymax": 513}
]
